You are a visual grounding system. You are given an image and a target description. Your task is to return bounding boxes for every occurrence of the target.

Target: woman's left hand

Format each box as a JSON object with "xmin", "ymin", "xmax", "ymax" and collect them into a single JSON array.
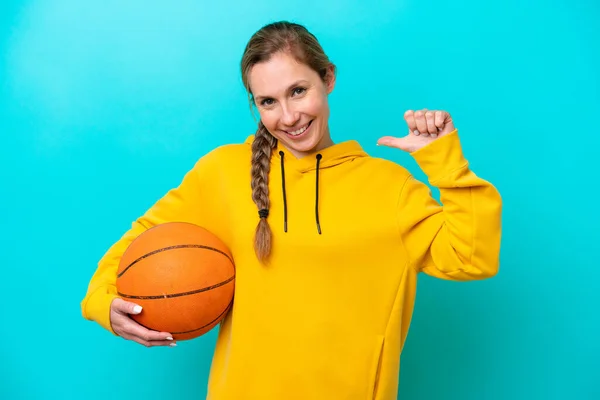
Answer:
[{"xmin": 377, "ymin": 109, "xmax": 455, "ymax": 153}]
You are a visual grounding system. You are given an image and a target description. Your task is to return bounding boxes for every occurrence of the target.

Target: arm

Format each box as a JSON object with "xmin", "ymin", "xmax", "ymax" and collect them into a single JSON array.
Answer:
[
  {"xmin": 80, "ymin": 154, "xmax": 214, "ymax": 334},
  {"xmin": 396, "ymin": 130, "xmax": 502, "ymax": 280}
]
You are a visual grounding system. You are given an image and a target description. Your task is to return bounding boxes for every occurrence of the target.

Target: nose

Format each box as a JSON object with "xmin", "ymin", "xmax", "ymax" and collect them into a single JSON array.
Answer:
[{"xmin": 280, "ymin": 102, "xmax": 300, "ymax": 127}]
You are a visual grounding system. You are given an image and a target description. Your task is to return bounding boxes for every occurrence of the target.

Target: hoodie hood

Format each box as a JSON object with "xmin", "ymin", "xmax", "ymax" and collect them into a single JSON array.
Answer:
[
  {"xmin": 244, "ymin": 135, "xmax": 369, "ymax": 234},
  {"xmin": 244, "ymin": 135, "xmax": 368, "ymax": 172}
]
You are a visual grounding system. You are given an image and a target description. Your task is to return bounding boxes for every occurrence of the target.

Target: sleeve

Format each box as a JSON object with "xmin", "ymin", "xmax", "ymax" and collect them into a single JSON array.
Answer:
[
  {"xmin": 396, "ymin": 129, "xmax": 502, "ymax": 281},
  {"xmin": 80, "ymin": 151, "xmax": 217, "ymax": 334}
]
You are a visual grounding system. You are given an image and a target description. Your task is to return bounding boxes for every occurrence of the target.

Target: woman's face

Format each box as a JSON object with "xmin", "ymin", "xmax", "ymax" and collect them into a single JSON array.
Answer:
[{"xmin": 249, "ymin": 52, "xmax": 335, "ymax": 159}]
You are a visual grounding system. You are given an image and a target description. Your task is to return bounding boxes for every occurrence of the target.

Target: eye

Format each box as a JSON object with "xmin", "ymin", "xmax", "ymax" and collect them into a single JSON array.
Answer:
[
  {"xmin": 260, "ymin": 98, "xmax": 275, "ymax": 107},
  {"xmin": 292, "ymin": 87, "xmax": 306, "ymax": 96}
]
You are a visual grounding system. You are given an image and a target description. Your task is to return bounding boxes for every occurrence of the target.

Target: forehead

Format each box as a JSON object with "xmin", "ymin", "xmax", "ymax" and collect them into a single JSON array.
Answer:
[{"xmin": 249, "ymin": 52, "xmax": 319, "ymax": 96}]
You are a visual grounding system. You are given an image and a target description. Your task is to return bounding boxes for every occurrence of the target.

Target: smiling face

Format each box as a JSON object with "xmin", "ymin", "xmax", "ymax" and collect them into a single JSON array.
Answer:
[{"xmin": 248, "ymin": 51, "xmax": 335, "ymax": 159}]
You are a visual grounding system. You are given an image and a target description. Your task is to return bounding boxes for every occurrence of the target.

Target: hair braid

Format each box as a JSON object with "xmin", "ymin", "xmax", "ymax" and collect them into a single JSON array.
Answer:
[{"xmin": 251, "ymin": 121, "xmax": 277, "ymax": 262}]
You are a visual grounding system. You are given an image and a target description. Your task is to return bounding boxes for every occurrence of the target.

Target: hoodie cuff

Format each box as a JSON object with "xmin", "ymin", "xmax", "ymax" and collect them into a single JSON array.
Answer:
[
  {"xmin": 410, "ymin": 129, "xmax": 468, "ymax": 184},
  {"xmin": 81, "ymin": 285, "xmax": 120, "ymax": 335}
]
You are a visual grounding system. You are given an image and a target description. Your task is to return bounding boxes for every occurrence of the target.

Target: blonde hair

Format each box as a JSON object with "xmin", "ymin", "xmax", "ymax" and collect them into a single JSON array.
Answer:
[{"xmin": 240, "ymin": 21, "xmax": 335, "ymax": 262}]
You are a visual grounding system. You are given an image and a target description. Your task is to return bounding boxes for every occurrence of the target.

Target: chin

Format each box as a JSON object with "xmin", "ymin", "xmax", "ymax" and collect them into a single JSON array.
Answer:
[{"xmin": 285, "ymin": 133, "xmax": 322, "ymax": 153}]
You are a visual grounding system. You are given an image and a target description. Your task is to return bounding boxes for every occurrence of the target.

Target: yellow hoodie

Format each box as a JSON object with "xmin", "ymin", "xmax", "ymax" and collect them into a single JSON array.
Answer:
[{"xmin": 81, "ymin": 129, "xmax": 501, "ymax": 400}]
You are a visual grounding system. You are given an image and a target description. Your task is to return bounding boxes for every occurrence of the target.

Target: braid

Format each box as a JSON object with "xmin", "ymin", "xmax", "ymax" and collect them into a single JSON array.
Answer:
[{"xmin": 251, "ymin": 122, "xmax": 277, "ymax": 262}]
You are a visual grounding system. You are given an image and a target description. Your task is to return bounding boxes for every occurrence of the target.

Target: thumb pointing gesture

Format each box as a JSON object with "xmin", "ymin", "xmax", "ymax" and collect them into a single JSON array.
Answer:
[{"xmin": 377, "ymin": 109, "xmax": 455, "ymax": 153}]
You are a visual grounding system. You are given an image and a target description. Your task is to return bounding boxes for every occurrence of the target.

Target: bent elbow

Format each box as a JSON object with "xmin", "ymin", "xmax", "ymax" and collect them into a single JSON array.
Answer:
[{"xmin": 475, "ymin": 259, "xmax": 500, "ymax": 279}]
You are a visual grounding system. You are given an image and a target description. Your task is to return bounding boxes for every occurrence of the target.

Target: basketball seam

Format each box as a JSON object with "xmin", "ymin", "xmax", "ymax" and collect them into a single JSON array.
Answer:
[
  {"xmin": 134, "ymin": 299, "xmax": 233, "ymax": 335},
  {"xmin": 173, "ymin": 300, "xmax": 233, "ymax": 335},
  {"xmin": 117, "ymin": 275, "xmax": 235, "ymax": 300},
  {"xmin": 117, "ymin": 244, "xmax": 234, "ymax": 278}
]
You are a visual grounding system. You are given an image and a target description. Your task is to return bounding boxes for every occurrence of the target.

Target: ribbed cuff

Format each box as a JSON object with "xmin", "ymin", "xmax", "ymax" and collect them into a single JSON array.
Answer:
[{"xmin": 81, "ymin": 286, "xmax": 120, "ymax": 335}]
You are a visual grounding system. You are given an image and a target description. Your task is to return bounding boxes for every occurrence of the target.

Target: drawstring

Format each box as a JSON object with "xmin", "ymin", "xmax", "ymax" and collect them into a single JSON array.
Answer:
[
  {"xmin": 315, "ymin": 154, "xmax": 322, "ymax": 234},
  {"xmin": 274, "ymin": 151, "xmax": 322, "ymax": 234},
  {"xmin": 278, "ymin": 151, "xmax": 288, "ymax": 233}
]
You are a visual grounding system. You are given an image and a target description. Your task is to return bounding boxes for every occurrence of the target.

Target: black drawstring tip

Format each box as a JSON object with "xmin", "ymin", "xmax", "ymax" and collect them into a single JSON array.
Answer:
[{"xmin": 317, "ymin": 223, "xmax": 321, "ymax": 235}]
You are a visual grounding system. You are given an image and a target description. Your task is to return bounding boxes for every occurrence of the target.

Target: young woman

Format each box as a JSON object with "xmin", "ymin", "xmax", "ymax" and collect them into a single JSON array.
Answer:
[{"xmin": 81, "ymin": 21, "xmax": 502, "ymax": 400}]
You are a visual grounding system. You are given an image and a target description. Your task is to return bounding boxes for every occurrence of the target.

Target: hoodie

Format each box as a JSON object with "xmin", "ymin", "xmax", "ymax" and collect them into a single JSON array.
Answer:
[{"xmin": 81, "ymin": 129, "xmax": 502, "ymax": 400}]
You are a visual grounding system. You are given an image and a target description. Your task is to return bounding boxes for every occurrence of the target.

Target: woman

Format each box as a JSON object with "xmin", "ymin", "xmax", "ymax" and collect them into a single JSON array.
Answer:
[{"xmin": 81, "ymin": 21, "xmax": 502, "ymax": 400}]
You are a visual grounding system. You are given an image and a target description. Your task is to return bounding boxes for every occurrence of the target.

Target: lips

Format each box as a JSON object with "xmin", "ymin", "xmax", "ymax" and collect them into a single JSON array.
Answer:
[{"xmin": 284, "ymin": 120, "xmax": 313, "ymax": 138}]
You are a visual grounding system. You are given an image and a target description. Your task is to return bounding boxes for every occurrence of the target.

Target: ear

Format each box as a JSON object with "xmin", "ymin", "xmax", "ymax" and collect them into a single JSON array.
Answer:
[{"xmin": 325, "ymin": 64, "xmax": 336, "ymax": 94}]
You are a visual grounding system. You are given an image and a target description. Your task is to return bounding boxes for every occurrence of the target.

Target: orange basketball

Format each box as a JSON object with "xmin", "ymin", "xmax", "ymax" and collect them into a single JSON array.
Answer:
[{"xmin": 116, "ymin": 222, "xmax": 235, "ymax": 341}]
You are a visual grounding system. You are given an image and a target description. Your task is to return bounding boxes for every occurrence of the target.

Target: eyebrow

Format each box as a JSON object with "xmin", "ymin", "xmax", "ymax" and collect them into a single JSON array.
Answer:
[{"xmin": 253, "ymin": 80, "xmax": 310, "ymax": 103}]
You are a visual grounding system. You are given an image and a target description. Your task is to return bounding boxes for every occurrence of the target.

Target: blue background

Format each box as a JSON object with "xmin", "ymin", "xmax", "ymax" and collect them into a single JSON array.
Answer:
[{"xmin": 1, "ymin": 1, "xmax": 598, "ymax": 399}]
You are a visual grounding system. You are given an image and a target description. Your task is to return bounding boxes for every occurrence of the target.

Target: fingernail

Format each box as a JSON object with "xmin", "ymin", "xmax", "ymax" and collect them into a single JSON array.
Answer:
[
  {"xmin": 133, "ymin": 305, "xmax": 142, "ymax": 314},
  {"xmin": 166, "ymin": 336, "xmax": 173, "ymax": 341},
  {"xmin": 169, "ymin": 343, "xmax": 177, "ymax": 347},
  {"xmin": 413, "ymin": 130, "xmax": 420, "ymax": 136},
  {"xmin": 431, "ymin": 134, "xmax": 438, "ymax": 138}
]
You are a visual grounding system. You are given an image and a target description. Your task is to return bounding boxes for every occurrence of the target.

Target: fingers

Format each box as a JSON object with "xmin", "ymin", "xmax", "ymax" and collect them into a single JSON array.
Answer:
[
  {"xmin": 434, "ymin": 111, "xmax": 446, "ymax": 130},
  {"xmin": 414, "ymin": 110, "xmax": 430, "ymax": 137},
  {"xmin": 123, "ymin": 319, "xmax": 173, "ymax": 342},
  {"xmin": 124, "ymin": 334, "xmax": 176, "ymax": 348},
  {"xmin": 403, "ymin": 110, "xmax": 417, "ymax": 134},
  {"xmin": 405, "ymin": 109, "xmax": 447, "ymax": 138},
  {"xmin": 121, "ymin": 336, "xmax": 175, "ymax": 348},
  {"xmin": 113, "ymin": 312, "xmax": 175, "ymax": 347},
  {"xmin": 110, "ymin": 298, "xmax": 175, "ymax": 347},
  {"xmin": 377, "ymin": 135, "xmax": 406, "ymax": 149},
  {"xmin": 425, "ymin": 111, "xmax": 438, "ymax": 138},
  {"xmin": 404, "ymin": 109, "xmax": 431, "ymax": 137},
  {"xmin": 112, "ymin": 297, "xmax": 143, "ymax": 315},
  {"xmin": 377, "ymin": 134, "xmax": 422, "ymax": 153}
]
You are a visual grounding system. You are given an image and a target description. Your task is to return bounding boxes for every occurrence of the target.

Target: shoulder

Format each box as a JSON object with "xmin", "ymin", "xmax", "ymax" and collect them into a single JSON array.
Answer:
[
  {"xmin": 205, "ymin": 136, "xmax": 253, "ymax": 160},
  {"xmin": 357, "ymin": 154, "xmax": 412, "ymax": 180},
  {"xmin": 191, "ymin": 136, "xmax": 253, "ymax": 171}
]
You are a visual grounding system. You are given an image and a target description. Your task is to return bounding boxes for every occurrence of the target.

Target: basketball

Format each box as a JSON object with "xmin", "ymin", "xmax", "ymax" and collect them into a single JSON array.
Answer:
[{"xmin": 116, "ymin": 222, "xmax": 235, "ymax": 341}]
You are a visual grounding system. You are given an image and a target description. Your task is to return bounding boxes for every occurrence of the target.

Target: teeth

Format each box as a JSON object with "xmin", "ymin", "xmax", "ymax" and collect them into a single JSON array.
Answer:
[{"xmin": 289, "ymin": 123, "xmax": 309, "ymax": 136}]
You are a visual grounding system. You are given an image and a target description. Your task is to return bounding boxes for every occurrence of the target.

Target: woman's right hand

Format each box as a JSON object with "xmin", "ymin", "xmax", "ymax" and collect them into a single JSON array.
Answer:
[{"xmin": 110, "ymin": 298, "xmax": 175, "ymax": 347}]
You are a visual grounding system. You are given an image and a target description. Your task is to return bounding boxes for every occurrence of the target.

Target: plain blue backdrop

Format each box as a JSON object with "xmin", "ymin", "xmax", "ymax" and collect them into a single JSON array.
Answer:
[{"xmin": 1, "ymin": 1, "xmax": 598, "ymax": 399}]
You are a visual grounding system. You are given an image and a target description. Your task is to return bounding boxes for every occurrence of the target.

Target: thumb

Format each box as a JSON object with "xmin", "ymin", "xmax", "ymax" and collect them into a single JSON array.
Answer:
[
  {"xmin": 377, "ymin": 135, "xmax": 412, "ymax": 152},
  {"xmin": 113, "ymin": 298, "xmax": 143, "ymax": 315}
]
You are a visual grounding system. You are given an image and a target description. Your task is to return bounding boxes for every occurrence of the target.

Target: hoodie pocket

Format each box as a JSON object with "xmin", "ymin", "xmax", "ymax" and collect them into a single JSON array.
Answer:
[{"xmin": 368, "ymin": 336, "xmax": 385, "ymax": 400}]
